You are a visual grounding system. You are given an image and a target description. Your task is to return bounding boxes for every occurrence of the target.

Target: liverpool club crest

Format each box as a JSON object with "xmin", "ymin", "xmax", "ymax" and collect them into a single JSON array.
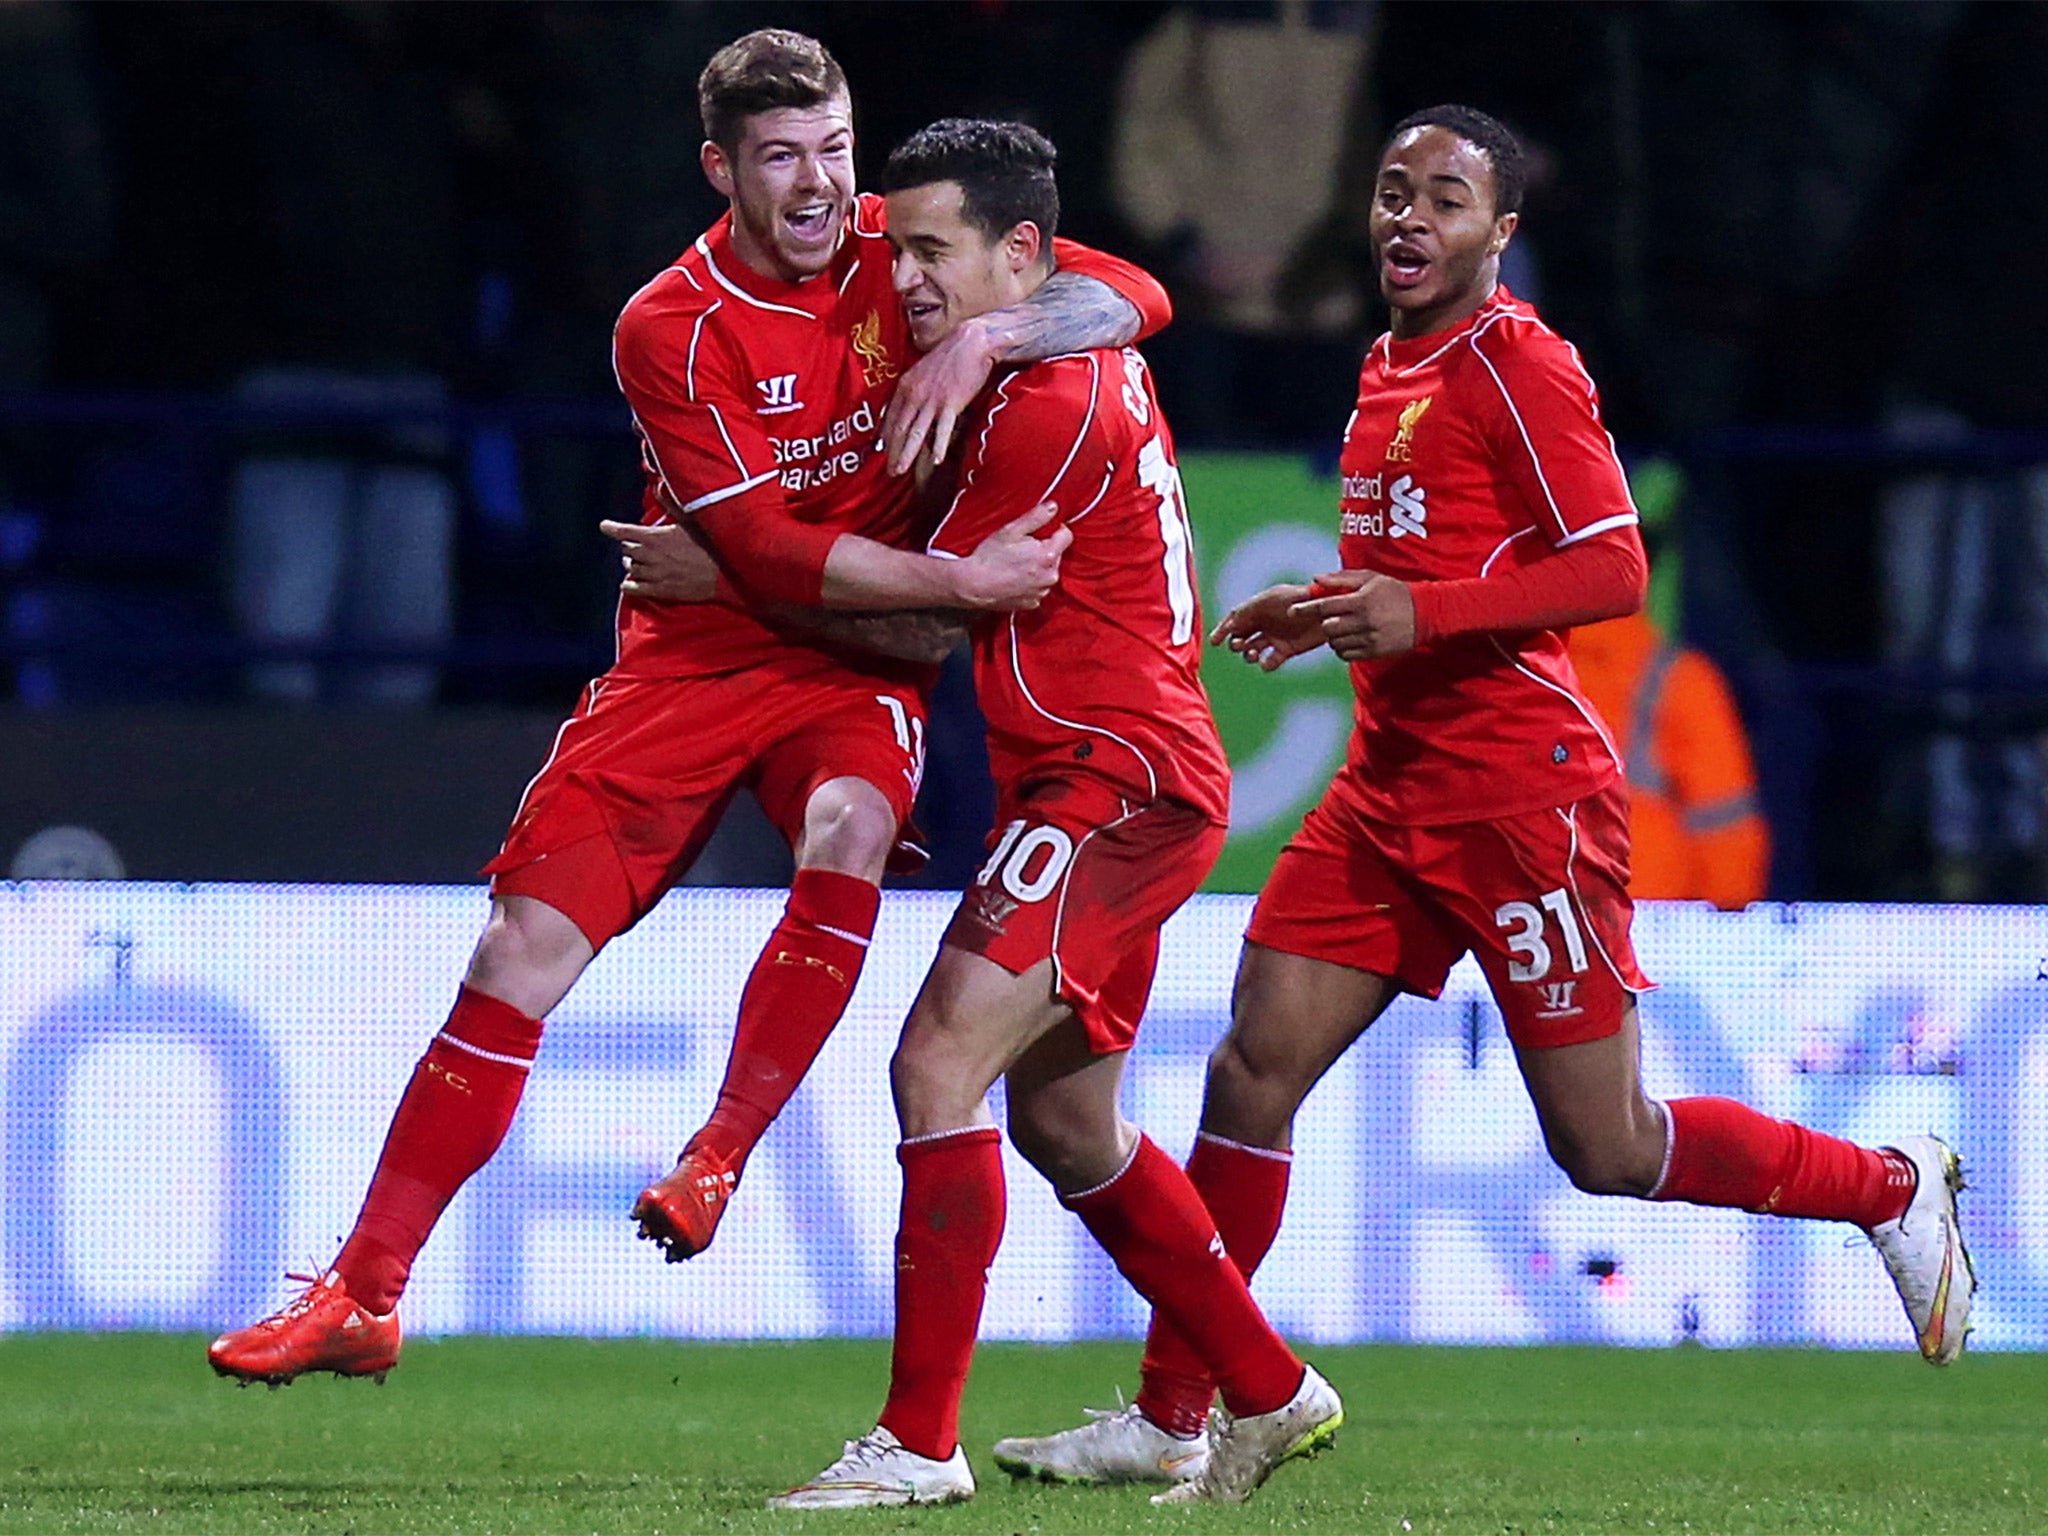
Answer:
[
  {"xmin": 852, "ymin": 309, "xmax": 899, "ymax": 387},
  {"xmin": 1387, "ymin": 395, "xmax": 1432, "ymax": 462}
]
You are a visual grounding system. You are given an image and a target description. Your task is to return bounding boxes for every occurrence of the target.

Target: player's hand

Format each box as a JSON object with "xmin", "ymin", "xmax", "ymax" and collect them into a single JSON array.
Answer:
[
  {"xmin": 1209, "ymin": 582, "xmax": 1324, "ymax": 670},
  {"xmin": 884, "ymin": 315, "xmax": 997, "ymax": 476},
  {"xmin": 599, "ymin": 518, "xmax": 722, "ymax": 604},
  {"xmin": 952, "ymin": 502, "xmax": 1071, "ymax": 610},
  {"xmin": 1290, "ymin": 569, "xmax": 1417, "ymax": 660}
]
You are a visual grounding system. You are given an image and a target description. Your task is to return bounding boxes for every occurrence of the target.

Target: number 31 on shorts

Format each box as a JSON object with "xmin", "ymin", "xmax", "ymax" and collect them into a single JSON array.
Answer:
[{"xmin": 1493, "ymin": 888, "xmax": 1589, "ymax": 983}]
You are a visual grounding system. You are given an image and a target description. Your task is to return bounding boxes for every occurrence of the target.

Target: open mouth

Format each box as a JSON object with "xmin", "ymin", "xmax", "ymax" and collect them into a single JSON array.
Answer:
[
  {"xmin": 1383, "ymin": 240, "xmax": 1431, "ymax": 288},
  {"xmin": 905, "ymin": 298, "xmax": 944, "ymax": 329},
  {"xmin": 784, "ymin": 201, "xmax": 837, "ymax": 243}
]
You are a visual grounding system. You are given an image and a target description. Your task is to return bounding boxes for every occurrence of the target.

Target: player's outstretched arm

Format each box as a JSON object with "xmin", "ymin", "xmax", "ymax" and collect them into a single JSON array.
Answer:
[
  {"xmin": 817, "ymin": 503, "xmax": 1070, "ymax": 610},
  {"xmin": 599, "ymin": 519, "xmax": 967, "ymax": 661},
  {"xmin": 884, "ymin": 244, "xmax": 1168, "ymax": 475},
  {"xmin": 1211, "ymin": 582, "xmax": 1328, "ymax": 671},
  {"xmin": 604, "ymin": 504, "xmax": 1069, "ymax": 614}
]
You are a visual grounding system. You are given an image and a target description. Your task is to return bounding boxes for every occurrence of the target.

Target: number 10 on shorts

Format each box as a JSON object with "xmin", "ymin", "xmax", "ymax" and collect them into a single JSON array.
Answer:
[
  {"xmin": 1493, "ymin": 887, "xmax": 1589, "ymax": 983},
  {"xmin": 977, "ymin": 819, "xmax": 1076, "ymax": 904}
]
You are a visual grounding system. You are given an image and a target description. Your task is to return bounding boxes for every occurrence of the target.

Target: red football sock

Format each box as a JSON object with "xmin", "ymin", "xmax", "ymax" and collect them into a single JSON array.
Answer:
[
  {"xmin": 334, "ymin": 985, "xmax": 543, "ymax": 1313},
  {"xmin": 878, "ymin": 1126, "xmax": 1006, "ymax": 1460},
  {"xmin": 1652, "ymin": 1096, "xmax": 1915, "ymax": 1229},
  {"xmin": 691, "ymin": 868, "xmax": 880, "ymax": 1174},
  {"xmin": 1135, "ymin": 1133, "xmax": 1293, "ymax": 1438},
  {"xmin": 1065, "ymin": 1135, "xmax": 1303, "ymax": 1420}
]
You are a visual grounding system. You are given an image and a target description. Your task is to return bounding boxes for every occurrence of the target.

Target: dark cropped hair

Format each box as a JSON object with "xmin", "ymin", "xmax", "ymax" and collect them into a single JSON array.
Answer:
[
  {"xmin": 1383, "ymin": 104, "xmax": 1526, "ymax": 217},
  {"xmin": 880, "ymin": 118, "xmax": 1060, "ymax": 254},
  {"xmin": 698, "ymin": 29, "xmax": 848, "ymax": 151}
]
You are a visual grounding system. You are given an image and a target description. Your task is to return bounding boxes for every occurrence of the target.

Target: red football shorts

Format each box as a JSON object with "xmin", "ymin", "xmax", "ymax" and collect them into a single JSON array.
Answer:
[
  {"xmin": 1246, "ymin": 776, "xmax": 1652, "ymax": 1049},
  {"xmin": 484, "ymin": 666, "xmax": 927, "ymax": 949},
  {"xmin": 944, "ymin": 777, "xmax": 1227, "ymax": 1053}
]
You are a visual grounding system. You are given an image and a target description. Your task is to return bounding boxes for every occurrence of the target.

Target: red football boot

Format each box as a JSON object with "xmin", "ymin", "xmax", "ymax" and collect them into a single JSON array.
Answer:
[
  {"xmin": 632, "ymin": 1144, "xmax": 738, "ymax": 1261},
  {"xmin": 207, "ymin": 1270, "xmax": 401, "ymax": 1387}
]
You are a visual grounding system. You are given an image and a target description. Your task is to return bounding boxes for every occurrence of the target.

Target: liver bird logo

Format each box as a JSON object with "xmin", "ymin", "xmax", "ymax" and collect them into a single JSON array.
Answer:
[
  {"xmin": 852, "ymin": 309, "xmax": 899, "ymax": 387},
  {"xmin": 1388, "ymin": 395, "xmax": 1432, "ymax": 462}
]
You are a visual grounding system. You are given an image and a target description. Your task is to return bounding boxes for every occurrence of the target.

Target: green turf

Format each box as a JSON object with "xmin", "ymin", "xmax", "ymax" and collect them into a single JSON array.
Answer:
[{"xmin": 0, "ymin": 1334, "xmax": 2039, "ymax": 1534}]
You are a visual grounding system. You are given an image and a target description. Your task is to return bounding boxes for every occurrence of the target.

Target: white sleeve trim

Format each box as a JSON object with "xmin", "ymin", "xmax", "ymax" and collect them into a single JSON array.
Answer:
[
  {"xmin": 680, "ymin": 467, "xmax": 780, "ymax": 514},
  {"xmin": 1556, "ymin": 511, "xmax": 1640, "ymax": 546},
  {"xmin": 1472, "ymin": 328, "xmax": 1638, "ymax": 546}
]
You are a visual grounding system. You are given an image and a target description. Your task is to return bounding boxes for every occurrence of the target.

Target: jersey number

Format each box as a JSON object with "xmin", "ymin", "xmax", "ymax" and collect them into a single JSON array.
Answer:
[
  {"xmin": 1137, "ymin": 436, "xmax": 1196, "ymax": 646},
  {"xmin": 1120, "ymin": 352, "xmax": 1197, "ymax": 647},
  {"xmin": 876, "ymin": 695, "xmax": 927, "ymax": 796},
  {"xmin": 975, "ymin": 818, "xmax": 1075, "ymax": 903},
  {"xmin": 1493, "ymin": 888, "xmax": 1590, "ymax": 983}
]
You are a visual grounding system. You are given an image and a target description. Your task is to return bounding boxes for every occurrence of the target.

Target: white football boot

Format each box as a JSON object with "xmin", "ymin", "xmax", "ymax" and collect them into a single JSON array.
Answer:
[
  {"xmin": 1870, "ymin": 1135, "xmax": 1976, "ymax": 1365},
  {"xmin": 993, "ymin": 1401, "xmax": 1208, "ymax": 1485},
  {"xmin": 1152, "ymin": 1364, "xmax": 1342, "ymax": 1505},
  {"xmin": 768, "ymin": 1426, "xmax": 974, "ymax": 1510}
]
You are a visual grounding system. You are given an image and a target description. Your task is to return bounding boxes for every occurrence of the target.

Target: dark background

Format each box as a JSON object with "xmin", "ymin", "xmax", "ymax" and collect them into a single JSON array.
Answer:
[{"xmin": 3, "ymin": 0, "xmax": 2044, "ymax": 900}]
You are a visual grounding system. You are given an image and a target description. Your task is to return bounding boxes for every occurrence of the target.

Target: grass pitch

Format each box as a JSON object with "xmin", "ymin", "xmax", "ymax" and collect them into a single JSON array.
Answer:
[{"xmin": 0, "ymin": 1334, "xmax": 2039, "ymax": 1534}]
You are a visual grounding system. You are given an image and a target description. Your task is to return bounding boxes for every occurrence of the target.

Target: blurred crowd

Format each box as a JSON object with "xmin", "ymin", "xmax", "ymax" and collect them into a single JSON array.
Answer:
[{"xmin": 2, "ymin": 1, "xmax": 2045, "ymax": 901}]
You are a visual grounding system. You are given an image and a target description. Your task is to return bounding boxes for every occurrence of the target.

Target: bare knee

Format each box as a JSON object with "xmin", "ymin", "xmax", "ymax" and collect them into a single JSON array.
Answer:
[
  {"xmin": 465, "ymin": 897, "xmax": 591, "ymax": 1017},
  {"xmin": 1518, "ymin": 1014, "xmax": 1667, "ymax": 1198},
  {"xmin": 1548, "ymin": 1143, "xmax": 1648, "ymax": 1196},
  {"xmin": 472, "ymin": 901, "xmax": 588, "ymax": 976},
  {"xmin": 1008, "ymin": 1095, "xmax": 1128, "ymax": 1193},
  {"xmin": 798, "ymin": 778, "xmax": 897, "ymax": 881},
  {"xmin": 890, "ymin": 1034, "xmax": 986, "ymax": 1140},
  {"xmin": 1198, "ymin": 945, "xmax": 1389, "ymax": 1149},
  {"xmin": 1542, "ymin": 1112, "xmax": 1665, "ymax": 1197},
  {"xmin": 1200, "ymin": 1030, "xmax": 1309, "ymax": 1148}
]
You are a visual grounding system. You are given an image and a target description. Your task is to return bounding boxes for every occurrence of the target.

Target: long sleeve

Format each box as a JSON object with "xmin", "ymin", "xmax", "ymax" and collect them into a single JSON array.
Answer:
[
  {"xmin": 1410, "ymin": 525, "xmax": 1647, "ymax": 643},
  {"xmin": 612, "ymin": 296, "xmax": 840, "ymax": 606}
]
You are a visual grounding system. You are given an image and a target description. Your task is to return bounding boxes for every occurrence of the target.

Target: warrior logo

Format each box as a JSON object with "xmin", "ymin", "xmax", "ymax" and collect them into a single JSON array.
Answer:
[
  {"xmin": 1387, "ymin": 395, "xmax": 1432, "ymax": 462},
  {"xmin": 755, "ymin": 373, "xmax": 801, "ymax": 414},
  {"xmin": 851, "ymin": 309, "xmax": 898, "ymax": 387},
  {"xmin": 1538, "ymin": 980, "xmax": 1581, "ymax": 1017},
  {"xmin": 967, "ymin": 886, "xmax": 1021, "ymax": 935}
]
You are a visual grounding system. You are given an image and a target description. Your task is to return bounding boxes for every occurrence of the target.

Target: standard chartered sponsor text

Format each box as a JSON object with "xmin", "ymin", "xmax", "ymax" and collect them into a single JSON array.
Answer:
[{"xmin": 771, "ymin": 401, "xmax": 878, "ymax": 492}]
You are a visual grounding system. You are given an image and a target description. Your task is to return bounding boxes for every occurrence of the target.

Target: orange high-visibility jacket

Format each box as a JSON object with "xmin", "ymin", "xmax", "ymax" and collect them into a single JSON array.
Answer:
[{"xmin": 1570, "ymin": 611, "xmax": 1770, "ymax": 909}]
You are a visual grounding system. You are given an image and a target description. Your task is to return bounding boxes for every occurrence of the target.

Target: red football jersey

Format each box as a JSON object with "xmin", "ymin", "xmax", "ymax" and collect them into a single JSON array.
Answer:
[
  {"xmin": 928, "ymin": 346, "xmax": 1230, "ymax": 823},
  {"xmin": 609, "ymin": 193, "xmax": 921, "ymax": 681},
  {"xmin": 609, "ymin": 196, "xmax": 1170, "ymax": 682},
  {"xmin": 1330, "ymin": 285, "xmax": 1638, "ymax": 825}
]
